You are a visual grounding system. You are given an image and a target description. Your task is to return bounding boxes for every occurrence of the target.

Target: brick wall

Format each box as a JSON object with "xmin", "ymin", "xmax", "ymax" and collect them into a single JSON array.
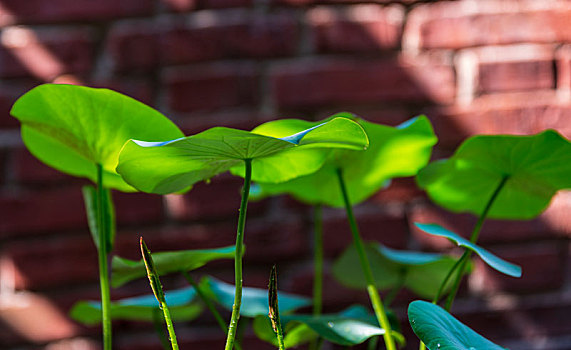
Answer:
[{"xmin": 0, "ymin": 0, "xmax": 570, "ymax": 349}]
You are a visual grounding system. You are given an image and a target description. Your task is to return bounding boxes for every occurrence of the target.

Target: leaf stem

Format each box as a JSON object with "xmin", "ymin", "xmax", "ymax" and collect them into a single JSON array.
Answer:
[
  {"xmin": 269, "ymin": 265, "xmax": 286, "ymax": 350},
  {"xmin": 152, "ymin": 308, "xmax": 171, "ymax": 350},
  {"xmin": 310, "ymin": 205, "xmax": 324, "ymax": 350},
  {"xmin": 443, "ymin": 175, "xmax": 509, "ymax": 311},
  {"xmin": 96, "ymin": 164, "xmax": 112, "ymax": 350},
  {"xmin": 225, "ymin": 159, "xmax": 252, "ymax": 350},
  {"xmin": 335, "ymin": 168, "xmax": 396, "ymax": 350}
]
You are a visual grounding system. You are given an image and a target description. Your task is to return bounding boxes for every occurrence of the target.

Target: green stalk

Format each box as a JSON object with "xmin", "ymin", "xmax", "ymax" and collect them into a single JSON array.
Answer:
[
  {"xmin": 310, "ymin": 205, "xmax": 324, "ymax": 350},
  {"xmin": 152, "ymin": 308, "xmax": 171, "ymax": 350},
  {"xmin": 141, "ymin": 238, "xmax": 179, "ymax": 350},
  {"xmin": 313, "ymin": 205, "xmax": 324, "ymax": 317},
  {"xmin": 443, "ymin": 175, "xmax": 509, "ymax": 311},
  {"xmin": 335, "ymin": 169, "xmax": 396, "ymax": 350},
  {"xmin": 96, "ymin": 164, "xmax": 112, "ymax": 350},
  {"xmin": 182, "ymin": 272, "xmax": 243, "ymax": 350},
  {"xmin": 225, "ymin": 159, "xmax": 252, "ymax": 350}
]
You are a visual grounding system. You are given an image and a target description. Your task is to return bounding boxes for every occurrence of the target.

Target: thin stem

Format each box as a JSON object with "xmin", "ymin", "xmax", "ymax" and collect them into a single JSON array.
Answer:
[
  {"xmin": 336, "ymin": 169, "xmax": 396, "ymax": 350},
  {"xmin": 152, "ymin": 308, "xmax": 171, "ymax": 350},
  {"xmin": 313, "ymin": 205, "xmax": 324, "ymax": 317},
  {"xmin": 431, "ymin": 251, "xmax": 467, "ymax": 304},
  {"xmin": 443, "ymin": 175, "xmax": 509, "ymax": 311},
  {"xmin": 310, "ymin": 205, "xmax": 324, "ymax": 350},
  {"xmin": 182, "ymin": 272, "xmax": 243, "ymax": 350},
  {"xmin": 225, "ymin": 159, "xmax": 252, "ymax": 350},
  {"xmin": 96, "ymin": 164, "xmax": 112, "ymax": 350},
  {"xmin": 160, "ymin": 299, "xmax": 179, "ymax": 350}
]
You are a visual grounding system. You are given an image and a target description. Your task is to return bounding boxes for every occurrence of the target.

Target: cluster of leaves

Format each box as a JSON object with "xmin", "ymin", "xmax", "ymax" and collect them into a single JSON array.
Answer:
[{"xmin": 11, "ymin": 84, "xmax": 571, "ymax": 350}]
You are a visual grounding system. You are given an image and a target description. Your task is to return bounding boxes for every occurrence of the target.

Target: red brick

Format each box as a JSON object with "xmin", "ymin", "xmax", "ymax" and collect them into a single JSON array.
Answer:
[
  {"xmin": 91, "ymin": 78, "xmax": 155, "ymax": 107},
  {"xmin": 0, "ymin": 81, "xmax": 38, "ymax": 129},
  {"xmin": 322, "ymin": 206, "xmax": 408, "ymax": 257},
  {"xmin": 271, "ymin": 56, "xmax": 455, "ymax": 110},
  {"xmin": 405, "ymin": 2, "xmax": 571, "ymax": 50},
  {"xmin": 0, "ymin": 186, "xmax": 88, "ymax": 239},
  {"xmin": 556, "ymin": 45, "xmax": 571, "ymax": 94},
  {"xmin": 163, "ymin": 63, "xmax": 259, "ymax": 112},
  {"xmin": 479, "ymin": 60, "xmax": 554, "ymax": 94},
  {"xmin": 469, "ymin": 243, "xmax": 566, "ymax": 294},
  {"xmin": 108, "ymin": 14, "xmax": 298, "ymax": 72},
  {"xmin": 2, "ymin": 235, "xmax": 98, "ymax": 289},
  {"xmin": 161, "ymin": 13, "xmax": 298, "ymax": 65},
  {"xmin": 0, "ymin": 0, "xmax": 153, "ymax": 25},
  {"xmin": 113, "ymin": 192, "xmax": 165, "ymax": 226},
  {"xmin": 309, "ymin": 5, "xmax": 404, "ymax": 53},
  {"xmin": 161, "ymin": 0, "xmax": 252, "ymax": 11},
  {"xmin": 0, "ymin": 26, "xmax": 95, "ymax": 80},
  {"xmin": 426, "ymin": 92, "xmax": 571, "ymax": 149},
  {"xmin": 243, "ymin": 216, "xmax": 308, "ymax": 262},
  {"xmin": 12, "ymin": 147, "xmax": 74, "ymax": 185}
]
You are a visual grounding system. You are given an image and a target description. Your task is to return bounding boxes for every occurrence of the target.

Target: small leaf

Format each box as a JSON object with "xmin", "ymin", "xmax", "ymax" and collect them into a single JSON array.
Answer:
[
  {"xmin": 199, "ymin": 276, "xmax": 311, "ymax": 318},
  {"xmin": 140, "ymin": 238, "xmax": 165, "ymax": 303},
  {"xmin": 111, "ymin": 245, "xmax": 236, "ymax": 288},
  {"xmin": 70, "ymin": 287, "xmax": 202, "ymax": 325},
  {"xmin": 408, "ymin": 300, "xmax": 507, "ymax": 350},
  {"xmin": 252, "ymin": 115, "xmax": 437, "ymax": 207},
  {"xmin": 417, "ymin": 130, "xmax": 571, "ymax": 219},
  {"xmin": 332, "ymin": 243, "xmax": 461, "ymax": 299},
  {"xmin": 254, "ymin": 305, "xmax": 405, "ymax": 348},
  {"xmin": 415, "ymin": 223, "xmax": 522, "ymax": 278},
  {"xmin": 11, "ymin": 84, "xmax": 184, "ymax": 192},
  {"xmin": 117, "ymin": 117, "xmax": 368, "ymax": 194},
  {"xmin": 82, "ymin": 185, "xmax": 115, "ymax": 252}
]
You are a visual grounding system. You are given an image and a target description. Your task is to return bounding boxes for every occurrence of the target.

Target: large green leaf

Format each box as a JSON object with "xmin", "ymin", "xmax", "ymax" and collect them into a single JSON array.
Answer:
[
  {"xmin": 11, "ymin": 84, "xmax": 184, "ymax": 192},
  {"xmin": 253, "ymin": 305, "xmax": 405, "ymax": 348},
  {"xmin": 417, "ymin": 130, "xmax": 571, "ymax": 220},
  {"xmin": 252, "ymin": 115, "xmax": 437, "ymax": 207},
  {"xmin": 415, "ymin": 223, "xmax": 521, "ymax": 278},
  {"xmin": 332, "ymin": 243, "xmax": 461, "ymax": 299},
  {"xmin": 111, "ymin": 246, "xmax": 236, "ymax": 288},
  {"xmin": 82, "ymin": 185, "xmax": 115, "ymax": 252},
  {"xmin": 199, "ymin": 276, "xmax": 311, "ymax": 318},
  {"xmin": 70, "ymin": 287, "xmax": 202, "ymax": 325},
  {"xmin": 408, "ymin": 300, "xmax": 507, "ymax": 350},
  {"xmin": 117, "ymin": 117, "xmax": 368, "ymax": 194}
]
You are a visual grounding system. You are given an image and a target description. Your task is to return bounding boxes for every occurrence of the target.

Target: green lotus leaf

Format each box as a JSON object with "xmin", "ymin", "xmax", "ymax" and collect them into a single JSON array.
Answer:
[
  {"xmin": 408, "ymin": 300, "xmax": 507, "ymax": 350},
  {"xmin": 116, "ymin": 117, "xmax": 368, "ymax": 194},
  {"xmin": 11, "ymin": 84, "xmax": 184, "ymax": 192},
  {"xmin": 70, "ymin": 287, "xmax": 202, "ymax": 325},
  {"xmin": 253, "ymin": 305, "xmax": 405, "ymax": 348},
  {"xmin": 199, "ymin": 276, "xmax": 311, "ymax": 318},
  {"xmin": 415, "ymin": 223, "xmax": 521, "ymax": 278},
  {"xmin": 111, "ymin": 246, "xmax": 236, "ymax": 288},
  {"xmin": 252, "ymin": 114, "xmax": 437, "ymax": 207},
  {"xmin": 417, "ymin": 130, "xmax": 571, "ymax": 220},
  {"xmin": 332, "ymin": 243, "xmax": 462, "ymax": 299}
]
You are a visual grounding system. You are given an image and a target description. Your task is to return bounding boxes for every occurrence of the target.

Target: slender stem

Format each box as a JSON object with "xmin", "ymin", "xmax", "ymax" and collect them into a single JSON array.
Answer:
[
  {"xmin": 160, "ymin": 299, "xmax": 179, "ymax": 350},
  {"xmin": 182, "ymin": 272, "xmax": 243, "ymax": 350},
  {"xmin": 225, "ymin": 159, "xmax": 252, "ymax": 350},
  {"xmin": 152, "ymin": 308, "xmax": 171, "ymax": 350},
  {"xmin": 431, "ymin": 251, "xmax": 467, "ymax": 304},
  {"xmin": 313, "ymin": 205, "xmax": 324, "ymax": 316},
  {"xmin": 336, "ymin": 169, "xmax": 396, "ymax": 350},
  {"xmin": 443, "ymin": 175, "xmax": 509, "ymax": 311},
  {"xmin": 96, "ymin": 164, "xmax": 112, "ymax": 350}
]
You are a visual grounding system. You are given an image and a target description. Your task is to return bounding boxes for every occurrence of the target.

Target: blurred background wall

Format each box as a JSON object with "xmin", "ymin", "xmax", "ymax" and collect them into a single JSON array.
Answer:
[{"xmin": 0, "ymin": 0, "xmax": 570, "ymax": 349}]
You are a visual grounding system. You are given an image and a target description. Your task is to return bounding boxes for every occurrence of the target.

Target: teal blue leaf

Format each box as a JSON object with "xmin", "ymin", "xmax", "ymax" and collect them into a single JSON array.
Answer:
[
  {"xmin": 408, "ymin": 300, "xmax": 507, "ymax": 350},
  {"xmin": 415, "ymin": 223, "xmax": 521, "ymax": 278},
  {"xmin": 70, "ymin": 287, "xmax": 202, "ymax": 325},
  {"xmin": 111, "ymin": 246, "xmax": 236, "ymax": 288},
  {"xmin": 417, "ymin": 130, "xmax": 571, "ymax": 219},
  {"xmin": 199, "ymin": 276, "xmax": 311, "ymax": 318}
]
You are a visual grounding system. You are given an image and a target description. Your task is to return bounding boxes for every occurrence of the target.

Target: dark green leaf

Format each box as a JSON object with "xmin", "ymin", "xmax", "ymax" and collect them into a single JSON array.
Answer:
[
  {"xmin": 82, "ymin": 185, "xmax": 115, "ymax": 252},
  {"xmin": 111, "ymin": 245, "xmax": 236, "ymax": 288},
  {"xmin": 332, "ymin": 243, "xmax": 461, "ymax": 299},
  {"xmin": 70, "ymin": 287, "xmax": 202, "ymax": 325},
  {"xmin": 11, "ymin": 84, "xmax": 184, "ymax": 192},
  {"xmin": 140, "ymin": 238, "xmax": 165, "ymax": 303},
  {"xmin": 408, "ymin": 300, "xmax": 507, "ymax": 350},
  {"xmin": 415, "ymin": 223, "xmax": 521, "ymax": 278},
  {"xmin": 199, "ymin": 276, "xmax": 311, "ymax": 318},
  {"xmin": 117, "ymin": 117, "xmax": 368, "ymax": 194},
  {"xmin": 417, "ymin": 130, "xmax": 571, "ymax": 219},
  {"xmin": 253, "ymin": 115, "xmax": 437, "ymax": 207}
]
